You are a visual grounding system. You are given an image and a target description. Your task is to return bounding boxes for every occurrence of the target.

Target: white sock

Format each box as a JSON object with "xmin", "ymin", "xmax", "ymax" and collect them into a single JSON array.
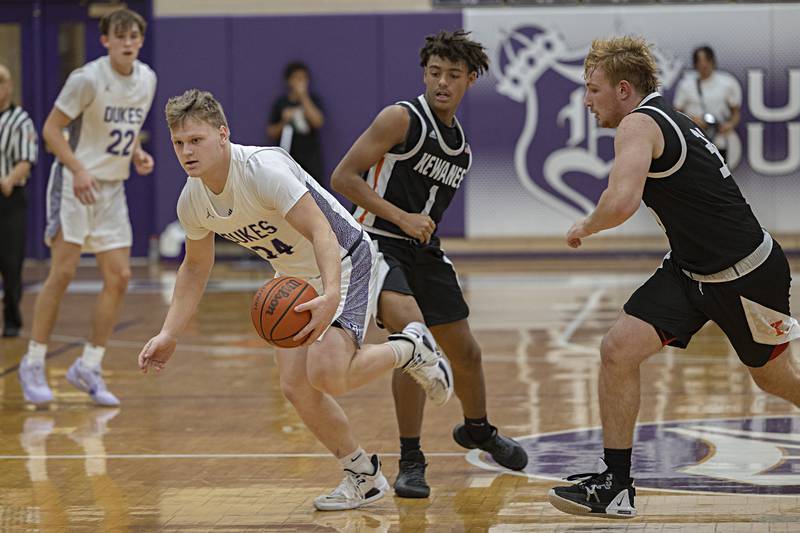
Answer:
[
  {"xmin": 388, "ymin": 339, "xmax": 415, "ymax": 368},
  {"xmin": 80, "ymin": 344, "xmax": 106, "ymax": 369},
  {"xmin": 388, "ymin": 321, "xmax": 429, "ymax": 368},
  {"xmin": 339, "ymin": 447, "xmax": 373, "ymax": 475},
  {"xmin": 24, "ymin": 341, "xmax": 47, "ymax": 365}
]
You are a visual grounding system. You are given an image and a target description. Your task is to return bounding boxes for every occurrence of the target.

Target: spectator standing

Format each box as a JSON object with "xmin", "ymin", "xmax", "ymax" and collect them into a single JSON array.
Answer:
[
  {"xmin": 267, "ymin": 62, "xmax": 326, "ymax": 185},
  {"xmin": 674, "ymin": 45, "xmax": 741, "ymax": 161}
]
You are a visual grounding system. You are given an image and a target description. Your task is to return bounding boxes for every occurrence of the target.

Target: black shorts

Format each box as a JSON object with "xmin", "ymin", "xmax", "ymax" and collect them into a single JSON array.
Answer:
[
  {"xmin": 370, "ymin": 233, "xmax": 469, "ymax": 327},
  {"xmin": 624, "ymin": 240, "xmax": 793, "ymax": 367}
]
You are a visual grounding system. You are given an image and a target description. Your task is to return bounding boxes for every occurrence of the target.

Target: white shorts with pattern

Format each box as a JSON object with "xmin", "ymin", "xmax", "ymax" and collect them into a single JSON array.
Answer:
[{"xmin": 45, "ymin": 163, "xmax": 132, "ymax": 253}]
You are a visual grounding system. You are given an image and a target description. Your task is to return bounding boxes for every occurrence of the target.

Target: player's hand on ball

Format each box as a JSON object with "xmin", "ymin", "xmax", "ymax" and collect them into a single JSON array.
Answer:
[
  {"xmin": 293, "ymin": 292, "xmax": 341, "ymax": 346},
  {"xmin": 566, "ymin": 219, "xmax": 590, "ymax": 249},
  {"xmin": 399, "ymin": 212, "xmax": 435, "ymax": 244},
  {"xmin": 138, "ymin": 332, "xmax": 177, "ymax": 374}
]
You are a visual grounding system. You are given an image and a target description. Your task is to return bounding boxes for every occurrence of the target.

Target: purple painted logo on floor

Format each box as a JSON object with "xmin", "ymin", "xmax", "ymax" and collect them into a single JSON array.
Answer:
[{"xmin": 470, "ymin": 416, "xmax": 800, "ymax": 495}]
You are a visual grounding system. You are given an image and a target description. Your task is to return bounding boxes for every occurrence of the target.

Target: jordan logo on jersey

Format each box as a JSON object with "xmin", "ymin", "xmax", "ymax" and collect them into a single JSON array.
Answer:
[{"xmin": 412, "ymin": 152, "xmax": 468, "ymax": 188}]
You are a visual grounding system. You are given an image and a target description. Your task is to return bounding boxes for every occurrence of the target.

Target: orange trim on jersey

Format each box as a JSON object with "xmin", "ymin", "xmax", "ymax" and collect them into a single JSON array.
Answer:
[{"xmin": 357, "ymin": 156, "xmax": 385, "ymax": 223}]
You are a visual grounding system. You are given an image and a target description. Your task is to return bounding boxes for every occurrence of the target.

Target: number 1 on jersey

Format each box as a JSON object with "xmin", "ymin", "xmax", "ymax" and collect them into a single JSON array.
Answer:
[
  {"xmin": 690, "ymin": 127, "xmax": 731, "ymax": 178},
  {"xmin": 421, "ymin": 185, "xmax": 439, "ymax": 216}
]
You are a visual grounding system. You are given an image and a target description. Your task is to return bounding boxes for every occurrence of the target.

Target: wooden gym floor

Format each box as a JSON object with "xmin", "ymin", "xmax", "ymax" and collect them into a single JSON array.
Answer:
[{"xmin": 1, "ymin": 246, "xmax": 800, "ymax": 531}]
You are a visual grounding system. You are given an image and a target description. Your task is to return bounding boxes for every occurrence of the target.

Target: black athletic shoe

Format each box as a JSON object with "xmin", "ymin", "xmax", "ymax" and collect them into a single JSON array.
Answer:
[
  {"xmin": 548, "ymin": 458, "xmax": 636, "ymax": 519},
  {"xmin": 394, "ymin": 450, "xmax": 430, "ymax": 498},
  {"xmin": 452, "ymin": 423, "xmax": 528, "ymax": 471}
]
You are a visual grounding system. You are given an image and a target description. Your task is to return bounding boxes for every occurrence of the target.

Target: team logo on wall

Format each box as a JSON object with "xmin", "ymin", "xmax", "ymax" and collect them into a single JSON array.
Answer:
[
  {"xmin": 493, "ymin": 26, "xmax": 683, "ymax": 217},
  {"xmin": 467, "ymin": 416, "xmax": 800, "ymax": 495}
]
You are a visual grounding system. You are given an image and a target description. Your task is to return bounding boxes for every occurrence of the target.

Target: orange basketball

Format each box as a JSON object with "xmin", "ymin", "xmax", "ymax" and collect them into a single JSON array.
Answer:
[{"xmin": 251, "ymin": 276, "xmax": 318, "ymax": 348}]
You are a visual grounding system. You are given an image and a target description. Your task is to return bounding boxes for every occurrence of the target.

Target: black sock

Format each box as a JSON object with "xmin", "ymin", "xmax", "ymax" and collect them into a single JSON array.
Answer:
[
  {"xmin": 400, "ymin": 437, "xmax": 422, "ymax": 461},
  {"xmin": 603, "ymin": 448, "xmax": 632, "ymax": 484},
  {"xmin": 464, "ymin": 416, "xmax": 493, "ymax": 443}
]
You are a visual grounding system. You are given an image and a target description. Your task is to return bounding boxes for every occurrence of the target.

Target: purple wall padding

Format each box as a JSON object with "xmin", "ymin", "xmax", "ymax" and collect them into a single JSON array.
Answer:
[
  {"xmin": 150, "ymin": 11, "xmax": 464, "ymax": 247},
  {"xmin": 151, "ymin": 18, "xmax": 232, "ymax": 250}
]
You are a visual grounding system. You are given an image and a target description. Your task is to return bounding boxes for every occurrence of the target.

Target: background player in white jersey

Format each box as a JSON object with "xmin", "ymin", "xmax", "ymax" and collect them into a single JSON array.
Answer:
[
  {"xmin": 137, "ymin": 89, "xmax": 453, "ymax": 511},
  {"xmin": 332, "ymin": 30, "xmax": 527, "ymax": 499},
  {"xmin": 18, "ymin": 8, "xmax": 157, "ymax": 407}
]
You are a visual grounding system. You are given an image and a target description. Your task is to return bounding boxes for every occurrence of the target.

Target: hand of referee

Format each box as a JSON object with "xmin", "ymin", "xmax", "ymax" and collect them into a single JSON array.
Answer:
[
  {"xmin": 0, "ymin": 176, "xmax": 13, "ymax": 198},
  {"xmin": 73, "ymin": 169, "xmax": 100, "ymax": 205}
]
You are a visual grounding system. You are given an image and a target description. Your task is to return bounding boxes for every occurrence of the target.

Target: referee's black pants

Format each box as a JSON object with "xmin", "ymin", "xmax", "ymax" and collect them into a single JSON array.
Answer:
[{"xmin": 0, "ymin": 187, "xmax": 26, "ymax": 329}]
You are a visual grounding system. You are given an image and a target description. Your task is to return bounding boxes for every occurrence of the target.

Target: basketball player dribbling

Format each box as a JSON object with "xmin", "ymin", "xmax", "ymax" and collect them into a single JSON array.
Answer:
[
  {"xmin": 332, "ymin": 30, "xmax": 527, "ymax": 498},
  {"xmin": 137, "ymin": 89, "xmax": 454, "ymax": 511}
]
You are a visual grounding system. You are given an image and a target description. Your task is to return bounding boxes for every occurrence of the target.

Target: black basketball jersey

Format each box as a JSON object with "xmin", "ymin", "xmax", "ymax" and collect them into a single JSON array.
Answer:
[
  {"xmin": 631, "ymin": 93, "xmax": 763, "ymax": 275},
  {"xmin": 353, "ymin": 95, "xmax": 472, "ymax": 239}
]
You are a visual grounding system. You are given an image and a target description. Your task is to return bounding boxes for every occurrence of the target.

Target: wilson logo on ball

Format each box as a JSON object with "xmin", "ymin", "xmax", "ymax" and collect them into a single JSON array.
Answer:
[
  {"xmin": 251, "ymin": 276, "xmax": 317, "ymax": 348},
  {"xmin": 266, "ymin": 278, "xmax": 304, "ymax": 315}
]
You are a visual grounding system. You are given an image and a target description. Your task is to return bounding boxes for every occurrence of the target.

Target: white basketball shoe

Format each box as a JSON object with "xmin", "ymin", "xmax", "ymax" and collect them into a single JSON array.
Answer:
[
  {"xmin": 389, "ymin": 322, "xmax": 454, "ymax": 406},
  {"xmin": 66, "ymin": 359, "xmax": 120, "ymax": 407},
  {"xmin": 314, "ymin": 454, "xmax": 390, "ymax": 511},
  {"xmin": 18, "ymin": 359, "xmax": 54, "ymax": 405}
]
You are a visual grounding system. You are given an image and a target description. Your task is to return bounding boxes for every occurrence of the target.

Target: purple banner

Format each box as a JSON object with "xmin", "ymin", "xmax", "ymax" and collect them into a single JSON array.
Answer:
[{"xmin": 465, "ymin": 5, "xmax": 800, "ymax": 237}]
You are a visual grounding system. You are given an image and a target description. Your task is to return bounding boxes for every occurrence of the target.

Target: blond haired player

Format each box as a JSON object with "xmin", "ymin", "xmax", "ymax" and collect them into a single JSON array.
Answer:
[{"xmin": 138, "ymin": 89, "xmax": 454, "ymax": 511}]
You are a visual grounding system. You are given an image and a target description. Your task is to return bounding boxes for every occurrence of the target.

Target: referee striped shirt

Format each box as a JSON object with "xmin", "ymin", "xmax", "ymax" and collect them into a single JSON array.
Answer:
[{"xmin": 0, "ymin": 104, "xmax": 38, "ymax": 180}]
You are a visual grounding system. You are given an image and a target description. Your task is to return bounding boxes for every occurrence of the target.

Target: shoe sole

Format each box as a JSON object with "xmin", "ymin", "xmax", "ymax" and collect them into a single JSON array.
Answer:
[
  {"xmin": 422, "ymin": 360, "xmax": 453, "ymax": 407},
  {"xmin": 20, "ymin": 391, "xmax": 53, "ymax": 405},
  {"xmin": 435, "ymin": 359, "xmax": 453, "ymax": 406},
  {"xmin": 393, "ymin": 482, "xmax": 430, "ymax": 499},
  {"xmin": 547, "ymin": 490, "xmax": 636, "ymax": 519}
]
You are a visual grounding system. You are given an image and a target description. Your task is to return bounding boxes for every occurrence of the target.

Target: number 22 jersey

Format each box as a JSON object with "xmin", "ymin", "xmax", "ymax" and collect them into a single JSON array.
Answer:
[{"xmin": 53, "ymin": 55, "xmax": 157, "ymax": 182}]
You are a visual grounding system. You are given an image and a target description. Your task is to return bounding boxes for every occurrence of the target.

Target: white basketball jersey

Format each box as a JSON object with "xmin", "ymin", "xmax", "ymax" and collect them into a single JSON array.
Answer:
[
  {"xmin": 177, "ymin": 145, "xmax": 365, "ymax": 279},
  {"xmin": 54, "ymin": 56, "xmax": 157, "ymax": 181}
]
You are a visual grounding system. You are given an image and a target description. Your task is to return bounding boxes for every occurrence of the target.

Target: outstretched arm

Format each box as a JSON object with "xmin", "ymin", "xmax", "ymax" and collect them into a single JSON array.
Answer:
[
  {"xmin": 138, "ymin": 232, "xmax": 215, "ymax": 372},
  {"xmin": 566, "ymin": 113, "xmax": 659, "ymax": 248}
]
